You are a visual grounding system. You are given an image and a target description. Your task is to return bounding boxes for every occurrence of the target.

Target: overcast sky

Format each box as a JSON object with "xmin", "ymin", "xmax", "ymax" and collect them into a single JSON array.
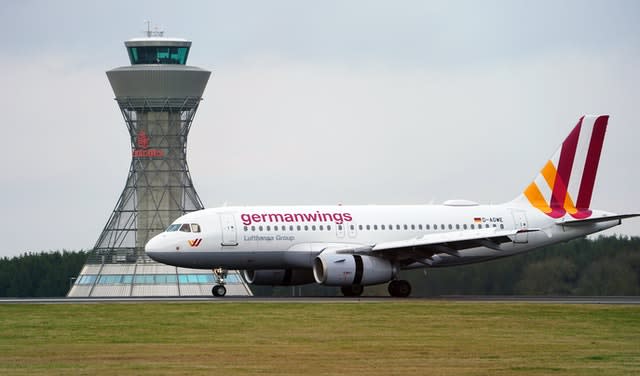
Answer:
[{"xmin": 0, "ymin": 0, "xmax": 639, "ymax": 258}]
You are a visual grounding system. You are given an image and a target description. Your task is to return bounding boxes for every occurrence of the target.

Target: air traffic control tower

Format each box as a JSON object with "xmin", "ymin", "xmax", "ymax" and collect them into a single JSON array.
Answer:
[{"xmin": 68, "ymin": 31, "xmax": 251, "ymax": 297}]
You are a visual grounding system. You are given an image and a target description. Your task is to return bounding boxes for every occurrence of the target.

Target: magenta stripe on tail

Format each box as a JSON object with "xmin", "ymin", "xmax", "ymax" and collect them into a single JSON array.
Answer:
[
  {"xmin": 549, "ymin": 118, "xmax": 582, "ymax": 218},
  {"xmin": 573, "ymin": 115, "xmax": 608, "ymax": 218}
]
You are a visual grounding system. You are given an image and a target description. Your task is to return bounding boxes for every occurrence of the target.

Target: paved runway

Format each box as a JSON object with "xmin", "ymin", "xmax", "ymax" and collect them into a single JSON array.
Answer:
[{"xmin": 1, "ymin": 296, "xmax": 639, "ymax": 304}]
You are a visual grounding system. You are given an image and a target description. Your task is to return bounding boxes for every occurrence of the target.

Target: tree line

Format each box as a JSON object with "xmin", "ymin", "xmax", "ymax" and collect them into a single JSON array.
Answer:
[
  {"xmin": 1, "ymin": 236, "xmax": 639, "ymax": 297},
  {"xmin": 0, "ymin": 251, "xmax": 87, "ymax": 297}
]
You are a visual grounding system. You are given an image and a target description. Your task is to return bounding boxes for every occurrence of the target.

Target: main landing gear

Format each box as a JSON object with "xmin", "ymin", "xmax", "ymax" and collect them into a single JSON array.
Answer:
[
  {"xmin": 340, "ymin": 285, "xmax": 364, "ymax": 297},
  {"xmin": 339, "ymin": 280, "xmax": 412, "ymax": 297},
  {"xmin": 388, "ymin": 280, "xmax": 412, "ymax": 298},
  {"xmin": 212, "ymin": 268, "xmax": 228, "ymax": 297}
]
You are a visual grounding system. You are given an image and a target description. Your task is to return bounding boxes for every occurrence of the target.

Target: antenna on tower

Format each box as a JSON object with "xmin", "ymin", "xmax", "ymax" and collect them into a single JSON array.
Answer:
[{"xmin": 143, "ymin": 20, "xmax": 164, "ymax": 37}]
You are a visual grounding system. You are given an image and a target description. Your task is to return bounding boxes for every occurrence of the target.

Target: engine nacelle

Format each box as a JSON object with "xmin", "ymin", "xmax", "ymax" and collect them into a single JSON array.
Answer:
[
  {"xmin": 313, "ymin": 253, "xmax": 396, "ymax": 286},
  {"xmin": 242, "ymin": 269, "xmax": 315, "ymax": 286}
]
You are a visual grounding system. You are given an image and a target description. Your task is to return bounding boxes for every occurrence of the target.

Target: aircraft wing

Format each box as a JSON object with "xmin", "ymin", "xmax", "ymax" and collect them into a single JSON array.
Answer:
[{"xmin": 331, "ymin": 228, "xmax": 535, "ymax": 263}]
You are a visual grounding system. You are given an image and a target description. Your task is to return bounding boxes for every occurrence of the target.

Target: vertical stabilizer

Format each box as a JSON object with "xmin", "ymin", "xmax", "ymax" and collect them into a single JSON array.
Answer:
[{"xmin": 517, "ymin": 115, "xmax": 608, "ymax": 219}]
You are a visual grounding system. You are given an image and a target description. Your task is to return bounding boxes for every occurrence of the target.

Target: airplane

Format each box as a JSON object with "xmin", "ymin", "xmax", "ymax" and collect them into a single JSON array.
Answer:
[{"xmin": 145, "ymin": 115, "xmax": 638, "ymax": 297}]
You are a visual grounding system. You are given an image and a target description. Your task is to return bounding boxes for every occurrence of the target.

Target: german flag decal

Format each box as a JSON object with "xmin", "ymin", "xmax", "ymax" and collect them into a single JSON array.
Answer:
[{"xmin": 188, "ymin": 238, "xmax": 202, "ymax": 247}]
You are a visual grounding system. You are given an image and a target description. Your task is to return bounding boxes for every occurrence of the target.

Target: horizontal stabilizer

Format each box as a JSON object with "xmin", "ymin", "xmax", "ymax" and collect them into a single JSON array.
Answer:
[{"xmin": 557, "ymin": 214, "xmax": 640, "ymax": 226}]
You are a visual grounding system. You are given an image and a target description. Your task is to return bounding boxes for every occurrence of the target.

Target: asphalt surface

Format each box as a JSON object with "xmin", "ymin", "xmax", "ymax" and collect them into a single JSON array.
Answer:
[{"xmin": 1, "ymin": 296, "xmax": 639, "ymax": 304}]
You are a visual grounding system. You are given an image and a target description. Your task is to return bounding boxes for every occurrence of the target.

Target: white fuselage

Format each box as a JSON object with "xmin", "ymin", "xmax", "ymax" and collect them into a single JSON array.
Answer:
[{"xmin": 145, "ymin": 202, "xmax": 619, "ymax": 270}]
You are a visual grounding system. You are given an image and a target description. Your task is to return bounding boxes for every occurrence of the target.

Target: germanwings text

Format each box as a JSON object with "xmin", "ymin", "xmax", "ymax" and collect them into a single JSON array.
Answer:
[{"xmin": 241, "ymin": 211, "xmax": 353, "ymax": 226}]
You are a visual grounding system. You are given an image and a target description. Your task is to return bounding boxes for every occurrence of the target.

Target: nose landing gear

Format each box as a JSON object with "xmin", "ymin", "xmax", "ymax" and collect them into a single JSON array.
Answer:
[{"xmin": 212, "ymin": 268, "xmax": 228, "ymax": 297}]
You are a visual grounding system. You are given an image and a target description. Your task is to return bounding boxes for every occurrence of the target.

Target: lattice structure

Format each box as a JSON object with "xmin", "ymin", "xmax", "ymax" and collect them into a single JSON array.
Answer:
[{"xmin": 88, "ymin": 97, "xmax": 204, "ymax": 264}]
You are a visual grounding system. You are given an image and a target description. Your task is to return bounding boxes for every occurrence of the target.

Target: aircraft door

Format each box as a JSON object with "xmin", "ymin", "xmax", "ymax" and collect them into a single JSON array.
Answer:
[
  {"xmin": 512, "ymin": 210, "xmax": 528, "ymax": 244},
  {"xmin": 219, "ymin": 213, "xmax": 239, "ymax": 246}
]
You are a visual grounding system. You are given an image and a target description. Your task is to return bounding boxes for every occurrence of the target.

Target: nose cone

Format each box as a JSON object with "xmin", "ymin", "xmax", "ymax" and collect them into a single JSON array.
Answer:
[{"xmin": 145, "ymin": 234, "xmax": 167, "ymax": 262}]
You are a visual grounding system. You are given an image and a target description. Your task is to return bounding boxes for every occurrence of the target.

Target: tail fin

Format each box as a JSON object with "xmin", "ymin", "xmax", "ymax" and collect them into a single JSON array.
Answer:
[{"xmin": 518, "ymin": 115, "xmax": 609, "ymax": 219}]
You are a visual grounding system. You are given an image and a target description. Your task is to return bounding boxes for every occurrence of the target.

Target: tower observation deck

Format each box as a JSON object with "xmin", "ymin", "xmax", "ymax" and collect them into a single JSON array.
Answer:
[{"xmin": 68, "ymin": 33, "xmax": 251, "ymax": 297}]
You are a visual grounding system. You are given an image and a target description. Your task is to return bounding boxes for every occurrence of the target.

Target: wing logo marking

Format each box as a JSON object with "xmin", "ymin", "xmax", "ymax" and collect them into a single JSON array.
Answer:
[{"xmin": 188, "ymin": 238, "xmax": 203, "ymax": 247}]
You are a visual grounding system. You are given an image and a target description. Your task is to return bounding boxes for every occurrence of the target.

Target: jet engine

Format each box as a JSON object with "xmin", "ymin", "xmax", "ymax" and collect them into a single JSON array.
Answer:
[
  {"xmin": 242, "ymin": 269, "xmax": 315, "ymax": 286},
  {"xmin": 313, "ymin": 252, "xmax": 396, "ymax": 286}
]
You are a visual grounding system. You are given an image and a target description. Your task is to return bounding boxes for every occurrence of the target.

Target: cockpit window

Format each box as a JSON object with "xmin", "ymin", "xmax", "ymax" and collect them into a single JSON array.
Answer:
[
  {"xmin": 166, "ymin": 223, "xmax": 201, "ymax": 233},
  {"xmin": 166, "ymin": 224, "xmax": 180, "ymax": 232}
]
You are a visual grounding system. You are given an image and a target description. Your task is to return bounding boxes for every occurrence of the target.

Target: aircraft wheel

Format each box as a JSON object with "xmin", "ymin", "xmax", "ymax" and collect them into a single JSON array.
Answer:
[
  {"xmin": 212, "ymin": 284, "xmax": 227, "ymax": 297},
  {"xmin": 341, "ymin": 285, "xmax": 364, "ymax": 297},
  {"xmin": 388, "ymin": 280, "xmax": 411, "ymax": 297}
]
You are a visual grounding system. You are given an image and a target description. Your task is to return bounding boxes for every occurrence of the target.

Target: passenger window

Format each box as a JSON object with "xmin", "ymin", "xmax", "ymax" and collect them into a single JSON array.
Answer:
[
  {"xmin": 448, "ymin": 224, "xmax": 453, "ymax": 230},
  {"xmin": 312, "ymin": 225, "xmax": 316, "ymax": 231},
  {"xmin": 327, "ymin": 225, "xmax": 331, "ymax": 231},
  {"xmin": 251, "ymin": 225, "xmax": 256, "ymax": 231},
  {"xmin": 470, "ymin": 224, "xmax": 475, "ymax": 229},
  {"xmin": 463, "ymin": 224, "xmax": 467, "ymax": 230},
  {"xmin": 320, "ymin": 225, "xmax": 324, "ymax": 231},
  {"xmin": 297, "ymin": 225, "xmax": 301, "ymax": 231},
  {"xmin": 440, "ymin": 224, "xmax": 445, "ymax": 230},
  {"xmin": 456, "ymin": 224, "xmax": 460, "ymax": 230},
  {"xmin": 266, "ymin": 225, "xmax": 271, "ymax": 231},
  {"xmin": 243, "ymin": 226, "xmax": 248, "ymax": 232},
  {"xmin": 396, "ymin": 224, "xmax": 401, "ymax": 230},
  {"xmin": 389, "ymin": 224, "xmax": 393, "ymax": 230},
  {"xmin": 304, "ymin": 225, "xmax": 309, "ymax": 231},
  {"xmin": 350, "ymin": 224, "xmax": 355, "ymax": 230},
  {"xmin": 381, "ymin": 225, "xmax": 385, "ymax": 230},
  {"xmin": 500, "ymin": 224, "xmax": 504, "ymax": 229},
  {"xmin": 290, "ymin": 225, "xmax": 294, "ymax": 231},
  {"xmin": 411, "ymin": 224, "xmax": 415, "ymax": 230},
  {"xmin": 259, "ymin": 226, "xmax": 263, "ymax": 231},
  {"xmin": 418, "ymin": 224, "xmax": 423, "ymax": 230},
  {"xmin": 373, "ymin": 225, "xmax": 378, "ymax": 230},
  {"xmin": 366, "ymin": 225, "xmax": 371, "ymax": 230},
  {"xmin": 426, "ymin": 224, "xmax": 430, "ymax": 230},
  {"xmin": 359, "ymin": 224, "xmax": 363, "ymax": 230},
  {"xmin": 179, "ymin": 224, "xmax": 191, "ymax": 232},
  {"xmin": 403, "ymin": 224, "xmax": 408, "ymax": 230}
]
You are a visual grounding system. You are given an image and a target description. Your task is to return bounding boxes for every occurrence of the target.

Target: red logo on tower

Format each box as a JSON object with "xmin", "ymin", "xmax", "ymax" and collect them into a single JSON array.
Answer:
[
  {"xmin": 137, "ymin": 130, "xmax": 150, "ymax": 149},
  {"xmin": 132, "ymin": 130, "xmax": 165, "ymax": 158}
]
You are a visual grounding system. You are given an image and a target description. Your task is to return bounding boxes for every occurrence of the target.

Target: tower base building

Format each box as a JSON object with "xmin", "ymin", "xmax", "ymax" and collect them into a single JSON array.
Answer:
[{"xmin": 68, "ymin": 32, "xmax": 251, "ymax": 297}]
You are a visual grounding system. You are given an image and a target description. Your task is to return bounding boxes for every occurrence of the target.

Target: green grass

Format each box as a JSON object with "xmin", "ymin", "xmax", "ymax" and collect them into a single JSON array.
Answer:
[{"xmin": 0, "ymin": 302, "xmax": 638, "ymax": 375}]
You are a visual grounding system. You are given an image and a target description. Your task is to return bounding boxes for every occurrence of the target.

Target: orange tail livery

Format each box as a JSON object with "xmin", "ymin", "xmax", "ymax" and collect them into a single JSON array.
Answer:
[{"xmin": 521, "ymin": 115, "xmax": 608, "ymax": 219}]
